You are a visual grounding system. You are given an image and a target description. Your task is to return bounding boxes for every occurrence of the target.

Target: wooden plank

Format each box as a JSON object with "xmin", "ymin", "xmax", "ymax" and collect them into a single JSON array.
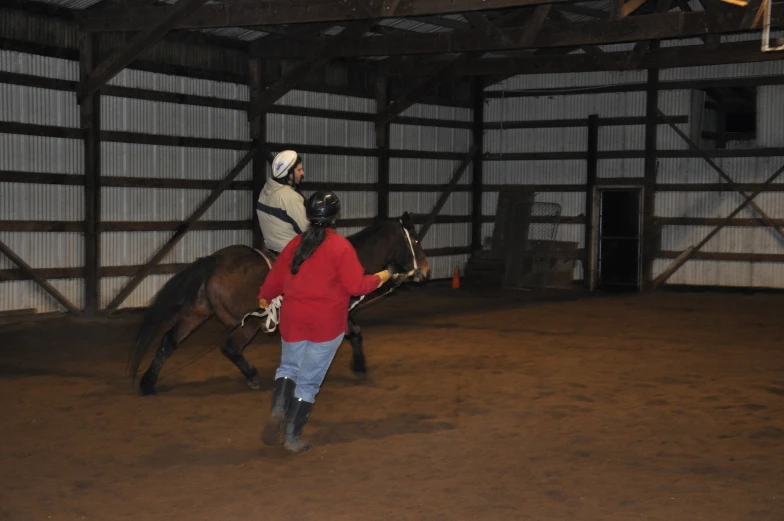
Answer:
[
  {"xmin": 418, "ymin": 144, "xmax": 479, "ymax": 239},
  {"xmin": 251, "ymin": 9, "xmax": 772, "ymax": 58},
  {"xmin": 0, "ymin": 221, "xmax": 252, "ymax": 232},
  {"xmin": 0, "ymin": 263, "xmax": 193, "ymax": 282},
  {"xmin": 652, "ymin": 162, "xmax": 784, "ymax": 288},
  {"xmin": 81, "ymin": 0, "xmax": 570, "ymax": 32},
  {"xmin": 105, "ymin": 144, "xmax": 261, "ymax": 311},
  {"xmin": 585, "ymin": 114, "xmax": 599, "ymax": 290},
  {"xmin": 0, "ymin": 121, "xmax": 83, "ymax": 139},
  {"xmin": 249, "ymin": 57, "xmax": 266, "ymax": 249},
  {"xmin": 0, "ymin": 239, "xmax": 81, "ymax": 313},
  {"xmin": 80, "ymin": 32, "xmax": 101, "ymax": 314},
  {"xmin": 658, "ymin": 217, "xmax": 784, "ymax": 226},
  {"xmin": 101, "ymin": 220, "xmax": 252, "ymax": 232},
  {"xmin": 376, "ymin": 76, "xmax": 390, "ymax": 220},
  {"xmin": 424, "ymin": 245, "xmax": 474, "ymax": 257},
  {"xmin": 247, "ymin": 19, "xmax": 378, "ymax": 120},
  {"xmin": 101, "ymin": 130, "xmax": 249, "ymax": 151},
  {"xmin": 407, "ymin": 40, "xmax": 784, "ymax": 77},
  {"xmin": 0, "ymin": 221, "xmax": 83, "ymax": 232},
  {"xmin": 0, "ymin": 171, "xmax": 84, "ymax": 186},
  {"xmin": 471, "ymin": 79, "xmax": 484, "ymax": 252},
  {"xmin": 79, "ymin": 0, "xmax": 211, "ymax": 100},
  {"xmin": 657, "ymin": 251, "xmax": 784, "ymax": 263},
  {"xmin": 0, "ymin": 71, "xmax": 76, "ymax": 91},
  {"xmin": 484, "ymin": 115, "xmax": 689, "ymax": 129},
  {"xmin": 642, "ymin": 67, "xmax": 659, "ymax": 289}
]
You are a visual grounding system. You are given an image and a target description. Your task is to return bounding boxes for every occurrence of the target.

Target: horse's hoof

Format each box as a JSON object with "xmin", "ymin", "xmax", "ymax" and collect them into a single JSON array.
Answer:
[
  {"xmin": 139, "ymin": 384, "xmax": 157, "ymax": 396},
  {"xmin": 246, "ymin": 376, "xmax": 261, "ymax": 390},
  {"xmin": 352, "ymin": 370, "xmax": 367, "ymax": 381}
]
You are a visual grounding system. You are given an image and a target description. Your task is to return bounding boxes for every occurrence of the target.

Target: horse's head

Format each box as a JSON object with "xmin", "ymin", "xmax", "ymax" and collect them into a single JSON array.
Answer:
[{"xmin": 391, "ymin": 212, "xmax": 430, "ymax": 283}]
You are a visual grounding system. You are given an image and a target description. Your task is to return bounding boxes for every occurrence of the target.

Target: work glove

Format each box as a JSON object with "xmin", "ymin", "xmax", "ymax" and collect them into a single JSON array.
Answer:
[
  {"xmin": 375, "ymin": 270, "xmax": 391, "ymax": 288},
  {"xmin": 258, "ymin": 298, "xmax": 269, "ymax": 309}
]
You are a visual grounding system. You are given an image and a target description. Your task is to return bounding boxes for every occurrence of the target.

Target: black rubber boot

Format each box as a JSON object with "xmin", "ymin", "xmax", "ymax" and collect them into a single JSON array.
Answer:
[
  {"xmin": 284, "ymin": 398, "xmax": 314, "ymax": 454},
  {"xmin": 262, "ymin": 377, "xmax": 296, "ymax": 446}
]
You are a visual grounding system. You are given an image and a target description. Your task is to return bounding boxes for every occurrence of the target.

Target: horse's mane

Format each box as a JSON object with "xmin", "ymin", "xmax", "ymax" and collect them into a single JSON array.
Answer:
[{"xmin": 345, "ymin": 219, "xmax": 396, "ymax": 247}]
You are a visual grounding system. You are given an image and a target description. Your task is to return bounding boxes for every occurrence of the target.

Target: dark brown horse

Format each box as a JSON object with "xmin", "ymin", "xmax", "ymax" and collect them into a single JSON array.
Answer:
[{"xmin": 129, "ymin": 212, "xmax": 431, "ymax": 395}]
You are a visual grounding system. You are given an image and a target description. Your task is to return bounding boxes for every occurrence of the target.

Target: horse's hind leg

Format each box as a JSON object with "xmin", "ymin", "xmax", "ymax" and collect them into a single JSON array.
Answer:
[
  {"xmin": 346, "ymin": 318, "xmax": 367, "ymax": 379},
  {"xmin": 139, "ymin": 309, "xmax": 211, "ymax": 396},
  {"xmin": 219, "ymin": 320, "xmax": 264, "ymax": 390}
]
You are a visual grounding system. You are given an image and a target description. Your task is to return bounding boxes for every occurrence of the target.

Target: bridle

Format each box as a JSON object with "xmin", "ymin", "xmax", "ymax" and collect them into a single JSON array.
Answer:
[{"xmin": 399, "ymin": 219, "xmax": 419, "ymax": 278}]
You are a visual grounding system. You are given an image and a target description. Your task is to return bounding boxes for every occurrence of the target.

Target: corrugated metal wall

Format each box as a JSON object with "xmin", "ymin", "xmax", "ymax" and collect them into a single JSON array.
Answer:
[
  {"xmin": 0, "ymin": 42, "xmax": 475, "ymax": 312},
  {"xmin": 0, "ymin": 50, "xmax": 84, "ymax": 312},
  {"xmin": 391, "ymin": 103, "xmax": 474, "ymax": 279},
  {"xmin": 487, "ymin": 63, "xmax": 784, "ymax": 289}
]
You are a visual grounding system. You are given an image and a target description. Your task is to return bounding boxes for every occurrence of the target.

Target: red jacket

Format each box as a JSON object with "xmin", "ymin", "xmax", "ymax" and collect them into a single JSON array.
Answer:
[{"xmin": 258, "ymin": 229, "xmax": 381, "ymax": 342}]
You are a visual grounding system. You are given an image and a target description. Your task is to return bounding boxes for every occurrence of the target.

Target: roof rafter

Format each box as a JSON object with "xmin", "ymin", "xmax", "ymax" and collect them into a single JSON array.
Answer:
[
  {"xmin": 80, "ymin": 0, "xmax": 568, "ymax": 32},
  {"xmin": 252, "ymin": 8, "xmax": 781, "ymax": 58}
]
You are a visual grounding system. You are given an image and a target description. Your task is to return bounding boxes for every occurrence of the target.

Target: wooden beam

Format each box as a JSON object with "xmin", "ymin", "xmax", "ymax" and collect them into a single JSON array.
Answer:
[
  {"xmin": 376, "ymin": 54, "xmax": 479, "ymax": 127},
  {"xmin": 471, "ymin": 79, "xmax": 485, "ymax": 252},
  {"xmin": 0, "ymin": 239, "xmax": 81, "ymax": 314},
  {"xmin": 653, "ymin": 162, "xmax": 784, "ymax": 288},
  {"xmin": 247, "ymin": 19, "xmax": 377, "ymax": 120},
  {"xmin": 559, "ymin": 4, "xmax": 610, "ymax": 18},
  {"xmin": 377, "ymin": 5, "xmax": 551, "ymax": 126},
  {"xmin": 463, "ymin": 11, "xmax": 514, "ymax": 45},
  {"xmin": 419, "ymin": 145, "xmax": 480, "ymax": 239},
  {"xmin": 376, "ymin": 76, "xmax": 391, "ymax": 220},
  {"xmin": 585, "ymin": 114, "xmax": 599, "ymax": 290},
  {"xmin": 253, "ymin": 9, "xmax": 779, "ymax": 57},
  {"xmin": 105, "ymin": 143, "xmax": 261, "ymax": 311},
  {"xmin": 625, "ymin": 0, "xmax": 673, "ymax": 68},
  {"xmin": 81, "ymin": 0, "xmax": 568, "ymax": 31},
  {"xmin": 249, "ymin": 57, "xmax": 266, "ymax": 249},
  {"xmin": 642, "ymin": 67, "xmax": 659, "ymax": 289},
  {"xmin": 416, "ymin": 40, "xmax": 784, "ymax": 76},
  {"xmin": 78, "ymin": 0, "xmax": 210, "ymax": 101},
  {"xmin": 80, "ymin": 32, "xmax": 101, "ymax": 314}
]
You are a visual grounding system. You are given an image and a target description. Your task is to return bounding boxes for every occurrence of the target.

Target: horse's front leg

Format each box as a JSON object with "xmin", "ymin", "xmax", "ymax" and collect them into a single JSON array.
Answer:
[{"xmin": 346, "ymin": 318, "xmax": 367, "ymax": 379}]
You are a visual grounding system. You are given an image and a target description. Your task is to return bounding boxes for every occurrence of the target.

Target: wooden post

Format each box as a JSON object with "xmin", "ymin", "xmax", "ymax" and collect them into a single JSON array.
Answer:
[
  {"xmin": 80, "ymin": 32, "xmax": 101, "ymax": 314},
  {"xmin": 471, "ymin": 78, "xmax": 485, "ymax": 252},
  {"xmin": 642, "ymin": 67, "xmax": 659, "ymax": 289},
  {"xmin": 376, "ymin": 75, "xmax": 390, "ymax": 220},
  {"xmin": 249, "ymin": 57, "xmax": 266, "ymax": 249},
  {"xmin": 584, "ymin": 114, "xmax": 599, "ymax": 290}
]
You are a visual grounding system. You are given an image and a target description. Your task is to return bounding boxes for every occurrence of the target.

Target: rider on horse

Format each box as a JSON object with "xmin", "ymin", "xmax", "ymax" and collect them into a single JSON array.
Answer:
[{"xmin": 256, "ymin": 150, "xmax": 309, "ymax": 255}]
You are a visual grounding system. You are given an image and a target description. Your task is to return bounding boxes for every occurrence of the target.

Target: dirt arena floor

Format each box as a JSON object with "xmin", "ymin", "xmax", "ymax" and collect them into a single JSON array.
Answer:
[{"xmin": 1, "ymin": 282, "xmax": 783, "ymax": 521}]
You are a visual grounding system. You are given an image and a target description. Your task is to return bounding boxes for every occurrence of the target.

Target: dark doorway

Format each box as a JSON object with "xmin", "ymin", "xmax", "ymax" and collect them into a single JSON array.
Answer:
[{"xmin": 598, "ymin": 188, "xmax": 641, "ymax": 290}]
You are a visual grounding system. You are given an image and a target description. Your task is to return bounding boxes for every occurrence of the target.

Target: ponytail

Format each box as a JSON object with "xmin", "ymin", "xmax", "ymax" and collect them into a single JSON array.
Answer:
[{"xmin": 290, "ymin": 222, "xmax": 333, "ymax": 275}]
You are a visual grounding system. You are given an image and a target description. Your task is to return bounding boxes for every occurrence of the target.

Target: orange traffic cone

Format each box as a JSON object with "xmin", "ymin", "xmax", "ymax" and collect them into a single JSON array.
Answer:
[{"xmin": 451, "ymin": 266, "xmax": 460, "ymax": 289}]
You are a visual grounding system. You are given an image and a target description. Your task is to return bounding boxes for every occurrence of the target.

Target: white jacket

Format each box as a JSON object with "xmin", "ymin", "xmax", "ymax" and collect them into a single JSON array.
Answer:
[{"xmin": 256, "ymin": 179, "xmax": 310, "ymax": 252}]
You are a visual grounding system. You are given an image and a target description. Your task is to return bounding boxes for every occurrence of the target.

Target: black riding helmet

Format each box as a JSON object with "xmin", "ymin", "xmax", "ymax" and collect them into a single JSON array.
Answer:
[{"xmin": 306, "ymin": 190, "xmax": 340, "ymax": 225}]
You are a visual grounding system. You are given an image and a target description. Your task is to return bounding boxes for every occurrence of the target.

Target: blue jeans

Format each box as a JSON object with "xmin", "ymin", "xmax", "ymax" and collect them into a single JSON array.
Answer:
[{"xmin": 275, "ymin": 334, "xmax": 345, "ymax": 403}]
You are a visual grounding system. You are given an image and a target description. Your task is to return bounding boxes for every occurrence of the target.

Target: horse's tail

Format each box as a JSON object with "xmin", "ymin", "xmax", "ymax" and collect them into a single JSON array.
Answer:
[{"xmin": 129, "ymin": 255, "xmax": 218, "ymax": 379}]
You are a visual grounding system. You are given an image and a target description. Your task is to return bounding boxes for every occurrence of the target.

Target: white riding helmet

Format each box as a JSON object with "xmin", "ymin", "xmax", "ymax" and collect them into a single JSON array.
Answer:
[{"xmin": 272, "ymin": 150, "xmax": 298, "ymax": 179}]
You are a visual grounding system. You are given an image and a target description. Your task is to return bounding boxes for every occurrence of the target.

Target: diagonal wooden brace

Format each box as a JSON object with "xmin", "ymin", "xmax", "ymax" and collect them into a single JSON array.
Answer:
[
  {"xmin": 418, "ymin": 144, "xmax": 480, "ymax": 240},
  {"xmin": 105, "ymin": 142, "xmax": 261, "ymax": 311},
  {"xmin": 0, "ymin": 239, "xmax": 81, "ymax": 314},
  {"xmin": 657, "ymin": 108, "xmax": 784, "ymax": 241},
  {"xmin": 652, "ymin": 161, "xmax": 784, "ymax": 288}
]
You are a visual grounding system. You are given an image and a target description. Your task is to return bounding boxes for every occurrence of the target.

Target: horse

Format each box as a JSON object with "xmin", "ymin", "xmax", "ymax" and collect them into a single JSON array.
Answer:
[{"xmin": 129, "ymin": 211, "xmax": 431, "ymax": 396}]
